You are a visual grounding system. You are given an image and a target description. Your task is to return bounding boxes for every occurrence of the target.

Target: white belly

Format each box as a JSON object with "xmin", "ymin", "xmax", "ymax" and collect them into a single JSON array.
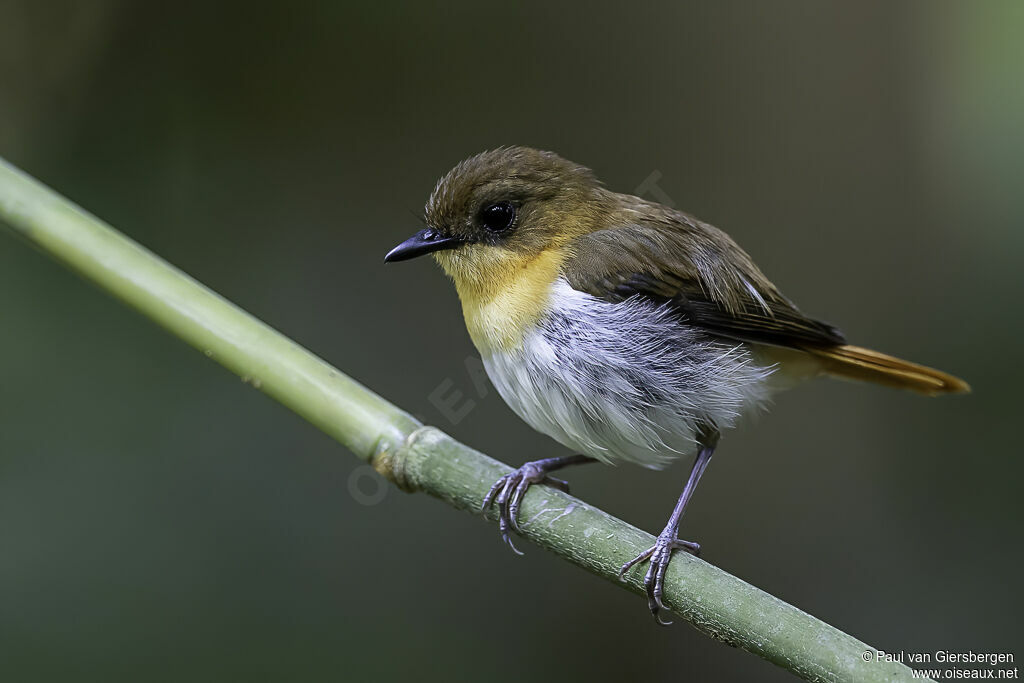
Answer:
[{"xmin": 481, "ymin": 280, "xmax": 779, "ymax": 469}]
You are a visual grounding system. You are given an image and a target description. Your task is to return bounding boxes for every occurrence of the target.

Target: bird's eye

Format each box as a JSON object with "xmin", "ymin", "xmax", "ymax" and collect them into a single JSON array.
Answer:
[{"xmin": 480, "ymin": 201, "xmax": 516, "ymax": 233}]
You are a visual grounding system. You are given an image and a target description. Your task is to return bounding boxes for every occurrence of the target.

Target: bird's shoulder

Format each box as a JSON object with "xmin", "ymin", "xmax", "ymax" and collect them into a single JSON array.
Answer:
[{"xmin": 560, "ymin": 196, "xmax": 845, "ymax": 349}]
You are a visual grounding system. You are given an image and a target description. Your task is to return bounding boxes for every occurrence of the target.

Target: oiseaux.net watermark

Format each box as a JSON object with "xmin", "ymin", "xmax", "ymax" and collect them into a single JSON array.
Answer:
[
  {"xmin": 863, "ymin": 649, "xmax": 1018, "ymax": 680},
  {"xmin": 345, "ymin": 170, "xmax": 679, "ymax": 506}
]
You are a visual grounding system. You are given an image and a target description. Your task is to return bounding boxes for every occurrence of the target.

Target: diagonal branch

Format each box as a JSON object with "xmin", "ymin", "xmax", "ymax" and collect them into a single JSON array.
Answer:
[{"xmin": 0, "ymin": 158, "xmax": 919, "ymax": 683}]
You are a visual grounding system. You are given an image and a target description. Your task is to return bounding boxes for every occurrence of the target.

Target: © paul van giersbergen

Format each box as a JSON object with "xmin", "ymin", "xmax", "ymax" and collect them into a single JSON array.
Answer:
[{"xmin": 385, "ymin": 146, "xmax": 969, "ymax": 623}]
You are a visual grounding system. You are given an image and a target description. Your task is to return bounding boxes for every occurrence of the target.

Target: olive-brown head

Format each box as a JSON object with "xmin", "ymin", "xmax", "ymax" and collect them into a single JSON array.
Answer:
[
  {"xmin": 385, "ymin": 147, "xmax": 616, "ymax": 352},
  {"xmin": 385, "ymin": 147, "xmax": 607, "ymax": 300}
]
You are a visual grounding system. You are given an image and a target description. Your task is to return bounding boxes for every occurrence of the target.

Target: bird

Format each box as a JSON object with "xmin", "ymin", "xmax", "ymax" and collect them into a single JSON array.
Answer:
[{"xmin": 383, "ymin": 146, "xmax": 969, "ymax": 623}]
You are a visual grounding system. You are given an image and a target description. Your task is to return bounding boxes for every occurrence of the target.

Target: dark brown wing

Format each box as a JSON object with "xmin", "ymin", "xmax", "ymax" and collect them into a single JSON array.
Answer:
[
  {"xmin": 588, "ymin": 270, "xmax": 846, "ymax": 347},
  {"xmin": 563, "ymin": 204, "xmax": 845, "ymax": 349}
]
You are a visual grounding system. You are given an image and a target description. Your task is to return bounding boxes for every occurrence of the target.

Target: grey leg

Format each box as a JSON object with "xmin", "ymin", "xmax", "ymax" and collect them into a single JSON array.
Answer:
[{"xmin": 618, "ymin": 430, "xmax": 719, "ymax": 624}]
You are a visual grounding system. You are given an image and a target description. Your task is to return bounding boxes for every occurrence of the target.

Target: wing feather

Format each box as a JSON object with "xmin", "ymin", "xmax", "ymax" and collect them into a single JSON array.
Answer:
[{"xmin": 563, "ymin": 202, "xmax": 845, "ymax": 349}]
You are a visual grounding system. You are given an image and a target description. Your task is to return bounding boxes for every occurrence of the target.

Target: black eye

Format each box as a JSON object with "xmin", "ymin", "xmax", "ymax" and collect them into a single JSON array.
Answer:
[{"xmin": 480, "ymin": 201, "xmax": 516, "ymax": 232}]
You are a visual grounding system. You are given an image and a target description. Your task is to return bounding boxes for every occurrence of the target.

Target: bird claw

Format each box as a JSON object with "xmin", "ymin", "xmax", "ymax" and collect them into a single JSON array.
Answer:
[
  {"xmin": 618, "ymin": 532, "xmax": 701, "ymax": 625},
  {"xmin": 481, "ymin": 462, "xmax": 570, "ymax": 554}
]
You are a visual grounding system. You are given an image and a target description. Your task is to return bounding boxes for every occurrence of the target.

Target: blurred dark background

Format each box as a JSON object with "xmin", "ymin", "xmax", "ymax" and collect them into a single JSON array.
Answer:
[{"xmin": 1, "ymin": 2, "xmax": 1022, "ymax": 681}]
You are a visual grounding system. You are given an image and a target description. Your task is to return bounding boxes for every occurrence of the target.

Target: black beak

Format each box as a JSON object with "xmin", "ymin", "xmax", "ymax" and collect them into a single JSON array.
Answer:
[{"xmin": 383, "ymin": 228, "xmax": 463, "ymax": 263}]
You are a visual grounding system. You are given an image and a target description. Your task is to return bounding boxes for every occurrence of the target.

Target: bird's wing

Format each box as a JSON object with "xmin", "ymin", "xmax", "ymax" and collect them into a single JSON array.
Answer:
[{"xmin": 562, "ymin": 208, "xmax": 845, "ymax": 349}]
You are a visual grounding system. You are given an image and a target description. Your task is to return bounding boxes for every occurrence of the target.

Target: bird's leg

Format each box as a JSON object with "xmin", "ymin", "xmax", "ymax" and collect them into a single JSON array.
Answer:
[
  {"xmin": 481, "ymin": 454, "xmax": 596, "ymax": 554},
  {"xmin": 619, "ymin": 429, "xmax": 719, "ymax": 625}
]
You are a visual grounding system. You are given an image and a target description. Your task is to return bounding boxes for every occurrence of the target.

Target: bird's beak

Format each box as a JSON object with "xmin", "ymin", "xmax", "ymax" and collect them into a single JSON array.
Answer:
[{"xmin": 384, "ymin": 228, "xmax": 464, "ymax": 263}]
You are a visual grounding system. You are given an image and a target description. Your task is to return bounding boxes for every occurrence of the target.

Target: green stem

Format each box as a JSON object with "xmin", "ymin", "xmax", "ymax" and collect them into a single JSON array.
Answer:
[
  {"xmin": 0, "ymin": 158, "xmax": 419, "ymax": 461},
  {"xmin": 0, "ymin": 157, "xmax": 919, "ymax": 683}
]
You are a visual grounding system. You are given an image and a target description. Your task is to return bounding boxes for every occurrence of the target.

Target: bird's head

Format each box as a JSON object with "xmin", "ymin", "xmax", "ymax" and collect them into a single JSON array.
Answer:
[{"xmin": 385, "ymin": 147, "xmax": 606, "ymax": 297}]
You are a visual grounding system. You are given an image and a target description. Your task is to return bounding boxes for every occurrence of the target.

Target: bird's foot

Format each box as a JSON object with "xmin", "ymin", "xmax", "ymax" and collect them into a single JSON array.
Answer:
[
  {"xmin": 480, "ymin": 460, "xmax": 571, "ymax": 555},
  {"xmin": 618, "ymin": 530, "xmax": 701, "ymax": 625}
]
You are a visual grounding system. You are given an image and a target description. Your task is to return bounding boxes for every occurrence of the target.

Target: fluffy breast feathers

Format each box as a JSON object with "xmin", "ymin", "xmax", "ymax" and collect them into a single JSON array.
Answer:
[{"xmin": 481, "ymin": 279, "xmax": 778, "ymax": 468}]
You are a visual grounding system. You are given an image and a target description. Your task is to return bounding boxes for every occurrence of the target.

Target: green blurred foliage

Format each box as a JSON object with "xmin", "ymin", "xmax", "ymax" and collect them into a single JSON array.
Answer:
[{"xmin": 1, "ymin": 1, "xmax": 1022, "ymax": 681}]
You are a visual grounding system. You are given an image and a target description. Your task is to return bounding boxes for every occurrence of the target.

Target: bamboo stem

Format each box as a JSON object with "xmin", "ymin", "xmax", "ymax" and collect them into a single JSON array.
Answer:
[{"xmin": 0, "ymin": 157, "xmax": 919, "ymax": 683}]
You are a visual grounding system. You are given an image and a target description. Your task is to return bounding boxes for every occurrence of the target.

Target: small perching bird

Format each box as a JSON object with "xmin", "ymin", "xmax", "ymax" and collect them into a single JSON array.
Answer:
[{"xmin": 384, "ymin": 147, "xmax": 969, "ymax": 623}]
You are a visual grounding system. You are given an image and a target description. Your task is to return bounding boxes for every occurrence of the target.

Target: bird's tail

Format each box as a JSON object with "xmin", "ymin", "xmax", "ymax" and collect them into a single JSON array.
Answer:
[{"xmin": 806, "ymin": 344, "xmax": 970, "ymax": 396}]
